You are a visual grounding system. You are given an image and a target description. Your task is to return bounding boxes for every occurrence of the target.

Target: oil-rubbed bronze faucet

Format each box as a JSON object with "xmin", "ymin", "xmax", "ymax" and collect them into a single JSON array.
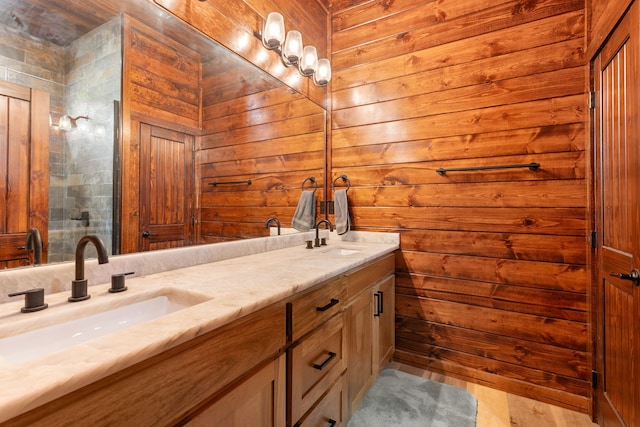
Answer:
[
  {"xmin": 69, "ymin": 235, "xmax": 109, "ymax": 302},
  {"xmin": 265, "ymin": 217, "xmax": 281, "ymax": 235},
  {"xmin": 25, "ymin": 228, "xmax": 43, "ymax": 265},
  {"xmin": 314, "ymin": 219, "xmax": 333, "ymax": 247}
]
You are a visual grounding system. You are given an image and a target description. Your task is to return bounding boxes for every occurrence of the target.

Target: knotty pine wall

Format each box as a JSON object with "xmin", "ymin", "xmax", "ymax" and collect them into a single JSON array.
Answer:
[
  {"xmin": 329, "ymin": 0, "xmax": 589, "ymax": 413},
  {"xmin": 120, "ymin": 14, "xmax": 203, "ymax": 253},
  {"xmin": 121, "ymin": 0, "xmax": 332, "ymax": 248},
  {"xmin": 154, "ymin": 0, "xmax": 331, "ymax": 242},
  {"xmin": 199, "ymin": 82, "xmax": 326, "ymax": 241}
]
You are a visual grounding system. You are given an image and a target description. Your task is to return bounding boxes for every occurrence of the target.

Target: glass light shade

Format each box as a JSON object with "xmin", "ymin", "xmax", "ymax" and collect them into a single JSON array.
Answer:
[
  {"xmin": 299, "ymin": 45, "xmax": 318, "ymax": 76},
  {"xmin": 282, "ymin": 30, "xmax": 303, "ymax": 65},
  {"xmin": 58, "ymin": 115, "xmax": 73, "ymax": 131},
  {"xmin": 313, "ymin": 58, "xmax": 331, "ymax": 86},
  {"xmin": 263, "ymin": 12, "xmax": 285, "ymax": 49}
]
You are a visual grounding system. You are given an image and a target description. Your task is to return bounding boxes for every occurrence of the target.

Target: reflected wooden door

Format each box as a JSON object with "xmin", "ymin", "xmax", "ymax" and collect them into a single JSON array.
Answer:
[
  {"xmin": 0, "ymin": 81, "xmax": 49, "ymax": 267},
  {"xmin": 594, "ymin": 3, "xmax": 639, "ymax": 426},
  {"xmin": 139, "ymin": 123, "xmax": 194, "ymax": 251}
]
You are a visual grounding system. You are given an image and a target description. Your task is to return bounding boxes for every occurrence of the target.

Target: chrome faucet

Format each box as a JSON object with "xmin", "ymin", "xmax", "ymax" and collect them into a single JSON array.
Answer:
[
  {"xmin": 266, "ymin": 217, "xmax": 281, "ymax": 235},
  {"xmin": 69, "ymin": 235, "xmax": 109, "ymax": 302},
  {"xmin": 25, "ymin": 228, "xmax": 43, "ymax": 265},
  {"xmin": 314, "ymin": 219, "xmax": 333, "ymax": 247}
]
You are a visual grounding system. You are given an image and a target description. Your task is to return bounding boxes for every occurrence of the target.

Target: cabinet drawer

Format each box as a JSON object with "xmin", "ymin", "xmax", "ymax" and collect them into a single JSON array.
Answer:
[
  {"xmin": 345, "ymin": 254, "xmax": 394, "ymax": 301},
  {"xmin": 297, "ymin": 374, "xmax": 347, "ymax": 427},
  {"xmin": 289, "ymin": 277, "xmax": 346, "ymax": 342},
  {"xmin": 290, "ymin": 312, "xmax": 347, "ymax": 424}
]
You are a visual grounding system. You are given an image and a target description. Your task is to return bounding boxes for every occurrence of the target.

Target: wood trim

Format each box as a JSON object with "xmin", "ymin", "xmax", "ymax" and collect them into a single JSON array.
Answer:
[{"xmin": 29, "ymin": 89, "xmax": 49, "ymax": 263}]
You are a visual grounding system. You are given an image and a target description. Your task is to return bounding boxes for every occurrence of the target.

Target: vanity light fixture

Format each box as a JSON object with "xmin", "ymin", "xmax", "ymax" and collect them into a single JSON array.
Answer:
[
  {"xmin": 260, "ymin": 12, "xmax": 331, "ymax": 87},
  {"xmin": 57, "ymin": 115, "xmax": 89, "ymax": 131}
]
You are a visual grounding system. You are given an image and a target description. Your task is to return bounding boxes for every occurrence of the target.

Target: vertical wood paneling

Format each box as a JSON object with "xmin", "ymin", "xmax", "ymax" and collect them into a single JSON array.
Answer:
[
  {"xmin": 330, "ymin": 0, "xmax": 589, "ymax": 413},
  {"xmin": 6, "ymin": 98, "xmax": 30, "ymax": 233},
  {"xmin": 601, "ymin": 47, "xmax": 629, "ymax": 253}
]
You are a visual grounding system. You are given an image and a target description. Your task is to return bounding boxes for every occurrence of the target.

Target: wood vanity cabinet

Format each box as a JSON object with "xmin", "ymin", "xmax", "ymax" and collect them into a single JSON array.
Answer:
[
  {"xmin": 1, "ymin": 302, "xmax": 287, "ymax": 427},
  {"xmin": 184, "ymin": 354, "xmax": 286, "ymax": 427},
  {"xmin": 345, "ymin": 254, "xmax": 395, "ymax": 417},
  {"xmin": 287, "ymin": 275, "xmax": 348, "ymax": 426},
  {"xmin": 287, "ymin": 253, "xmax": 395, "ymax": 427},
  {"xmin": 1, "ymin": 252, "xmax": 395, "ymax": 427}
]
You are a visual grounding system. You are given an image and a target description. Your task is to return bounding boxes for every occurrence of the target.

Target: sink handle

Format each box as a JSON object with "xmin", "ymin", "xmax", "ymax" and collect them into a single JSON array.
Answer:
[
  {"xmin": 8, "ymin": 288, "xmax": 48, "ymax": 313},
  {"xmin": 109, "ymin": 272, "xmax": 134, "ymax": 293}
]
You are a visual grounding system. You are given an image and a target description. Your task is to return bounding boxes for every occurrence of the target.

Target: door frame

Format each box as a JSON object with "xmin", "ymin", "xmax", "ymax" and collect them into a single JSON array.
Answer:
[{"xmin": 590, "ymin": 2, "xmax": 640, "ymax": 424}]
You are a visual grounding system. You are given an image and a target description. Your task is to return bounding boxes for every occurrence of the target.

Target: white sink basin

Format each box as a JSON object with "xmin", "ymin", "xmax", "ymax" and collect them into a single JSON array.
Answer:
[
  {"xmin": 322, "ymin": 247, "xmax": 362, "ymax": 256},
  {"xmin": 0, "ymin": 291, "xmax": 205, "ymax": 365}
]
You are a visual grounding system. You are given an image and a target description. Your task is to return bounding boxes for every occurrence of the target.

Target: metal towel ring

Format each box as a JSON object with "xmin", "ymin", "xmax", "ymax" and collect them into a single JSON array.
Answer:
[
  {"xmin": 302, "ymin": 176, "xmax": 318, "ymax": 192},
  {"xmin": 332, "ymin": 175, "xmax": 350, "ymax": 192}
]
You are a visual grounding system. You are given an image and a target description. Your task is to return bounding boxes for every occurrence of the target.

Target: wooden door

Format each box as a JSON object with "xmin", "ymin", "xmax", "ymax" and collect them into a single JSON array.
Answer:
[
  {"xmin": 139, "ymin": 123, "xmax": 194, "ymax": 251},
  {"xmin": 0, "ymin": 81, "xmax": 49, "ymax": 267},
  {"xmin": 593, "ymin": 3, "xmax": 640, "ymax": 426}
]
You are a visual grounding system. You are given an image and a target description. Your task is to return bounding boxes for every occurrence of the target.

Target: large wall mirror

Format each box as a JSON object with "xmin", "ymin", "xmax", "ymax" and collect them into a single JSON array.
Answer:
[{"xmin": 0, "ymin": 0, "xmax": 326, "ymax": 267}]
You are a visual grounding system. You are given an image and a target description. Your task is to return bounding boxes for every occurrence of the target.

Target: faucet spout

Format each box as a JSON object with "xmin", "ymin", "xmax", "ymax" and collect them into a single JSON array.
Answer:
[
  {"xmin": 25, "ymin": 228, "xmax": 43, "ymax": 266},
  {"xmin": 69, "ymin": 235, "xmax": 109, "ymax": 302},
  {"xmin": 265, "ymin": 217, "xmax": 281, "ymax": 235},
  {"xmin": 314, "ymin": 219, "xmax": 333, "ymax": 247}
]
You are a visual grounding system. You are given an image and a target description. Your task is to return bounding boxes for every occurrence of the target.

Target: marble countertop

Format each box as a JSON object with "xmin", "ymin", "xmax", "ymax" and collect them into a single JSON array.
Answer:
[{"xmin": 0, "ymin": 232, "xmax": 398, "ymax": 422}]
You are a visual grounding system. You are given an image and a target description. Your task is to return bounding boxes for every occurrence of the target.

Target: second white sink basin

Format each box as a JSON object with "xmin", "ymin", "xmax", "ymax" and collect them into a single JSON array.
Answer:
[
  {"xmin": 321, "ymin": 246, "xmax": 363, "ymax": 256},
  {"xmin": 0, "ymin": 290, "xmax": 206, "ymax": 365}
]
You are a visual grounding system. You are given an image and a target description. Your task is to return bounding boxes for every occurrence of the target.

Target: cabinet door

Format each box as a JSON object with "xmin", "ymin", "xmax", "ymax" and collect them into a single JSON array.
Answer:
[
  {"xmin": 347, "ymin": 289, "xmax": 374, "ymax": 416},
  {"xmin": 373, "ymin": 276, "xmax": 395, "ymax": 372},
  {"xmin": 186, "ymin": 355, "xmax": 286, "ymax": 427}
]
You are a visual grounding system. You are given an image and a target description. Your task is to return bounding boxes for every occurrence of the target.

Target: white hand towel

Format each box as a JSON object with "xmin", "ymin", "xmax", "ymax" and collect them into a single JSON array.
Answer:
[
  {"xmin": 292, "ymin": 190, "xmax": 316, "ymax": 231},
  {"xmin": 334, "ymin": 189, "xmax": 350, "ymax": 235}
]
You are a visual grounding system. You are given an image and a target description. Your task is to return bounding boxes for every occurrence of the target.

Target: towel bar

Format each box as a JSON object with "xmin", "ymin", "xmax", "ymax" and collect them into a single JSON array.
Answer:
[
  {"xmin": 436, "ymin": 162, "xmax": 540, "ymax": 175},
  {"xmin": 209, "ymin": 179, "xmax": 252, "ymax": 186}
]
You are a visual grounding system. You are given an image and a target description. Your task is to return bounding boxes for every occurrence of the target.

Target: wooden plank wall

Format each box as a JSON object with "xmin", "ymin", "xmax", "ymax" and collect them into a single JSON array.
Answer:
[
  {"xmin": 329, "ymin": 0, "xmax": 589, "ymax": 413},
  {"xmin": 120, "ymin": 15, "xmax": 202, "ymax": 252},
  {"xmin": 153, "ymin": 0, "xmax": 331, "ymax": 242},
  {"xmin": 198, "ymin": 82, "xmax": 326, "ymax": 241},
  {"xmin": 153, "ymin": 0, "xmax": 329, "ymax": 109}
]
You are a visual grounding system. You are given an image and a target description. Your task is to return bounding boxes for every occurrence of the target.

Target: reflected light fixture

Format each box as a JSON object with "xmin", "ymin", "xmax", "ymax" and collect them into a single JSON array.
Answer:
[
  {"xmin": 260, "ymin": 12, "xmax": 331, "ymax": 87},
  {"xmin": 58, "ymin": 115, "xmax": 89, "ymax": 131}
]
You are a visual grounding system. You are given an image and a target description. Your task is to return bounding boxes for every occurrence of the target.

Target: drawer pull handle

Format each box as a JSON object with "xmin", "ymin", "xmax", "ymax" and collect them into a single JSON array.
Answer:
[
  {"xmin": 328, "ymin": 419, "xmax": 337, "ymax": 427},
  {"xmin": 316, "ymin": 298, "xmax": 339, "ymax": 312},
  {"xmin": 313, "ymin": 351, "xmax": 337, "ymax": 370},
  {"xmin": 375, "ymin": 290, "xmax": 384, "ymax": 316}
]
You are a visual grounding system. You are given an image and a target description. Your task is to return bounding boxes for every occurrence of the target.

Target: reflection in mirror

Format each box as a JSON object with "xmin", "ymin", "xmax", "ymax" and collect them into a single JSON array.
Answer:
[{"xmin": 0, "ymin": 0, "xmax": 325, "ymax": 268}]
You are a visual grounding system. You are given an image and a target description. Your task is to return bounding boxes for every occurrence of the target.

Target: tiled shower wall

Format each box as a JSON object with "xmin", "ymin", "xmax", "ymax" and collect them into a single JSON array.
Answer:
[
  {"xmin": 57, "ymin": 15, "xmax": 121, "ymax": 261},
  {"xmin": 0, "ymin": 16, "xmax": 121, "ymax": 262}
]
